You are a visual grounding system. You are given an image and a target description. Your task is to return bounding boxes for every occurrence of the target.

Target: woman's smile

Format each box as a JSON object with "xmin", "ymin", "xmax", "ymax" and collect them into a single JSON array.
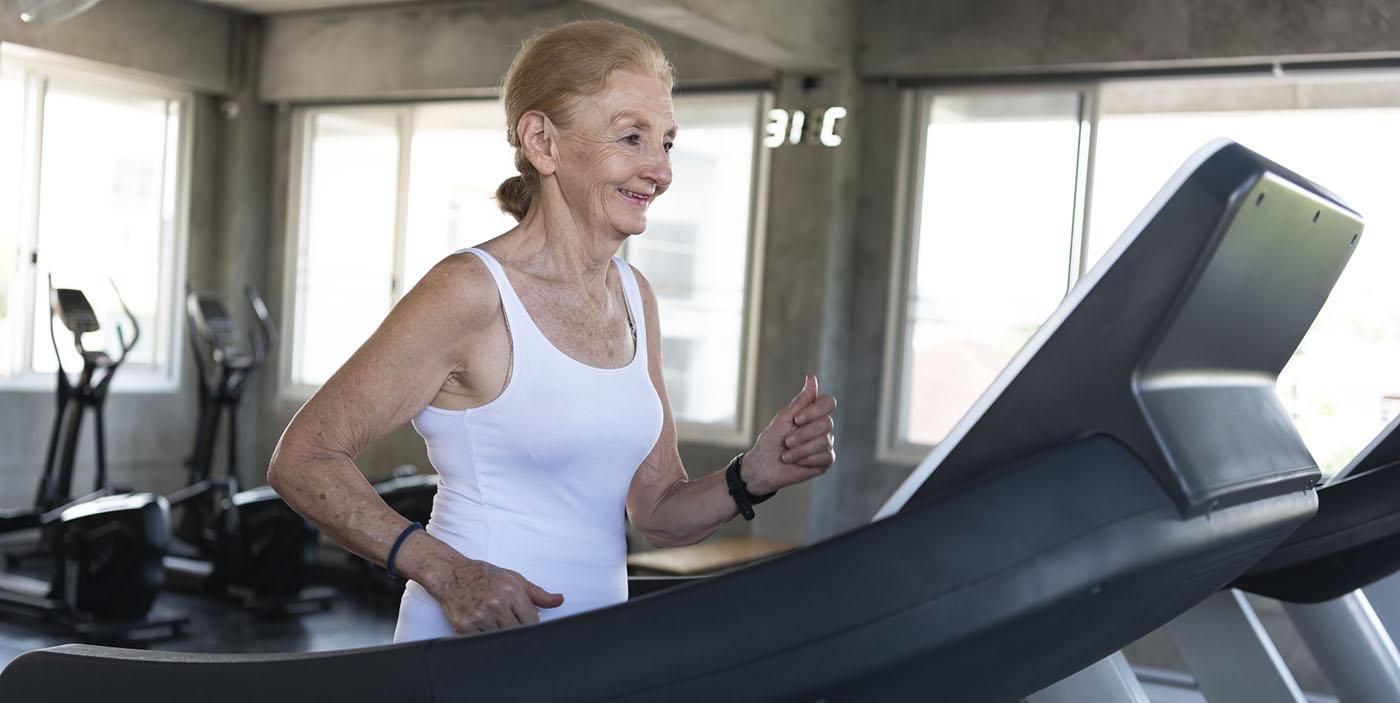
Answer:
[{"xmin": 618, "ymin": 187, "xmax": 653, "ymax": 206}]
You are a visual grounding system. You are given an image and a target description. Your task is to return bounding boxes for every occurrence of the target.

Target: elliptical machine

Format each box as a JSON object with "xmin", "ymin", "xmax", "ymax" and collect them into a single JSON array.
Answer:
[
  {"xmin": 0, "ymin": 278, "xmax": 187, "ymax": 640},
  {"xmin": 162, "ymin": 284, "xmax": 333, "ymax": 614}
]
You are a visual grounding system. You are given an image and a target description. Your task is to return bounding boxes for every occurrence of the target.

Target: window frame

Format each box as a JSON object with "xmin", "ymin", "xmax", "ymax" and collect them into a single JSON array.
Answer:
[
  {"xmin": 877, "ymin": 83, "xmax": 1098, "ymax": 464},
  {"xmin": 280, "ymin": 103, "xmax": 410, "ymax": 400},
  {"xmin": 0, "ymin": 43, "xmax": 193, "ymax": 394},
  {"xmin": 279, "ymin": 91, "xmax": 771, "ymax": 448}
]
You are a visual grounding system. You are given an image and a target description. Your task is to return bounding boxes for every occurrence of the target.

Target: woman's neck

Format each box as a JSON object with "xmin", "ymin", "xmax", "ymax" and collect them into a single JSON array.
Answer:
[{"xmin": 498, "ymin": 186, "xmax": 625, "ymax": 287}]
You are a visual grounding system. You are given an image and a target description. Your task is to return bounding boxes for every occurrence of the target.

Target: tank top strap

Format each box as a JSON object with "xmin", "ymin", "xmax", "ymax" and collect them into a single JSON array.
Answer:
[
  {"xmin": 611, "ymin": 256, "xmax": 649, "ymax": 363},
  {"xmin": 460, "ymin": 248, "xmax": 541, "ymax": 347}
]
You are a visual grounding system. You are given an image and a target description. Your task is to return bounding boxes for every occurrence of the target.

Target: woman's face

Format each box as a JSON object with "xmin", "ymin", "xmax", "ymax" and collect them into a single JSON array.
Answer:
[{"xmin": 554, "ymin": 70, "xmax": 676, "ymax": 237}]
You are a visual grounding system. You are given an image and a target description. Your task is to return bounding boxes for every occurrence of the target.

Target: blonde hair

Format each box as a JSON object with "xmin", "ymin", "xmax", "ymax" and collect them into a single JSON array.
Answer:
[{"xmin": 495, "ymin": 20, "xmax": 675, "ymax": 221}]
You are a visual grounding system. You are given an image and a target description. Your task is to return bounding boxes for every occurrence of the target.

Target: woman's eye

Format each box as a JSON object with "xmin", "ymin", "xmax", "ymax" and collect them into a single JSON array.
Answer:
[{"xmin": 624, "ymin": 134, "xmax": 641, "ymax": 145}]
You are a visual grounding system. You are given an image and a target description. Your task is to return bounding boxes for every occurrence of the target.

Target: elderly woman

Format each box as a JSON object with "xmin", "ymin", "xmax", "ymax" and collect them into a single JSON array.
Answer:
[{"xmin": 267, "ymin": 20, "xmax": 837, "ymax": 643}]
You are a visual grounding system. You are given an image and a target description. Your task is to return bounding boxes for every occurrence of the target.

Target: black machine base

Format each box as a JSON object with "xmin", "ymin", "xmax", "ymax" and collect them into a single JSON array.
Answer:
[
  {"xmin": 164, "ymin": 552, "xmax": 337, "ymax": 616},
  {"xmin": 163, "ymin": 484, "xmax": 332, "ymax": 615},
  {"xmin": 0, "ymin": 572, "xmax": 189, "ymax": 643}
]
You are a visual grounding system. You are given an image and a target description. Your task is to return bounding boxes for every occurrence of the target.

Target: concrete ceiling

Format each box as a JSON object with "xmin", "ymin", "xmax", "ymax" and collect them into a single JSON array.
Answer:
[
  {"xmin": 195, "ymin": 0, "xmax": 424, "ymax": 15},
  {"xmin": 192, "ymin": 0, "xmax": 851, "ymax": 74}
]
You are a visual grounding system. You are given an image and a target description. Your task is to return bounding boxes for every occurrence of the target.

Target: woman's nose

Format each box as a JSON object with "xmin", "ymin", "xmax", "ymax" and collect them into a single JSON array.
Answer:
[{"xmin": 643, "ymin": 144, "xmax": 673, "ymax": 188}]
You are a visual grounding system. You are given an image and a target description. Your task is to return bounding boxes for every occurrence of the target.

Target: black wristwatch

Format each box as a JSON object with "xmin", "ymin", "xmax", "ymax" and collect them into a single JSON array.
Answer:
[{"xmin": 725, "ymin": 453, "xmax": 776, "ymax": 521}]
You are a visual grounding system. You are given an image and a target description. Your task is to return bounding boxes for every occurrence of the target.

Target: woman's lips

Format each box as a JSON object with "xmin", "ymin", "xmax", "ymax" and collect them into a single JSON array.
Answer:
[{"xmin": 619, "ymin": 188, "xmax": 651, "ymax": 205}]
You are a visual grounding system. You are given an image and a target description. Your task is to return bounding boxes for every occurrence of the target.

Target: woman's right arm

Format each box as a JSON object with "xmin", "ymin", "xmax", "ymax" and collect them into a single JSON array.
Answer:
[{"xmin": 267, "ymin": 253, "xmax": 562, "ymax": 633}]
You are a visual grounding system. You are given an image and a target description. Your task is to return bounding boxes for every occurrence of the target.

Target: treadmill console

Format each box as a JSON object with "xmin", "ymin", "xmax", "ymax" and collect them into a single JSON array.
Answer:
[{"xmin": 878, "ymin": 140, "xmax": 1362, "ymax": 518}]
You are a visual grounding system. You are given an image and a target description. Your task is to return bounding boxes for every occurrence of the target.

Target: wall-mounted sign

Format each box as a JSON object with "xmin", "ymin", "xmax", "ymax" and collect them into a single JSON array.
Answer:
[{"xmin": 764, "ymin": 107, "xmax": 847, "ymax": 148}]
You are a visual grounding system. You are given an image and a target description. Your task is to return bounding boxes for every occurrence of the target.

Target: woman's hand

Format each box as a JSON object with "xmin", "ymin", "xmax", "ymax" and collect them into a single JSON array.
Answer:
[
  {"xmin": 426, "ymin": 555, "xmax": 565, "ymax": 634},
  {"xmin": 741, "ymin": 374, "xmax": 837, "ymax": 496}
]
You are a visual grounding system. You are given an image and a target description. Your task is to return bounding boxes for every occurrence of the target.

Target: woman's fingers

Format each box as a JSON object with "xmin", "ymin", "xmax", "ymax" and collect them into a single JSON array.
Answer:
[
  {"xmin": 784, "ymin": 414, "xmax": 834, "ymax": 449},
  {"xmin": 777, "ymin": 375, "xmax": 817, "ymax": 427},
  {"xmin": 446, "ymin": 566, "xmax": 548, "ymax": 635},
  {"xmin": 793, "ymin": 393, "xmax": 837, "ymax": 426},
  {"xmin": 797, "ymin": 446, "xmax": 836, "ymax": 469},
  {"xmin": 781, "ymin": 434, "xmax": 834, "ymax": 465},
  {"xmin": 512, "ymin": 597, "xmax": 541, "ymax": 626},
  {"xmin": 454, "ymin": 612, "xmax": 488, "ymax": 634},
  {"xmin": 520, "ymin": 576, "xmax": 565, "ymax": 609}
]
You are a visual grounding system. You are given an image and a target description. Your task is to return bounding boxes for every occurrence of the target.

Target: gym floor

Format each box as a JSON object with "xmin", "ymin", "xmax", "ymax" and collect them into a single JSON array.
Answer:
[{"xmin": 0, "ymin": 587, "xmax": 398, "ymax": 671}]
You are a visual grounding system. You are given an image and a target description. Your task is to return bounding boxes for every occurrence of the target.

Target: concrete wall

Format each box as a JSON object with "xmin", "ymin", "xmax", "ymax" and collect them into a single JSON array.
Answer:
[
  {"xmin": 258, "ymin": 0, "xmax": 771, "ymax": 103},
  {"xmin": 804, "ymin": 79, "xmax": 919, "ymax": 539},
  {"xmin": 0, "ymin": 0, "xmax": 233, "ymax": 92},
  {"xmin": 213, "ymin": 18, "xmax": 277, "ymax": 494},
  {"xmin": 861, "ymin": 0, "xmax": 1400, "ymax": 78}
]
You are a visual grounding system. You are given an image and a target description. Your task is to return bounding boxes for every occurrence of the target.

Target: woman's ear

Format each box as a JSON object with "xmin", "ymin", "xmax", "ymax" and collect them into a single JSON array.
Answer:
[{"xmin": 518, "ymin": 111, "xmax": 558, "ymax": 177}]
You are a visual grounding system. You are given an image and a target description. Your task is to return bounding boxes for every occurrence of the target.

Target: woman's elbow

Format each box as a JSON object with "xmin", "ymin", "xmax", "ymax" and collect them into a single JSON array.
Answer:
[
  {"xmin": 265, "ymin": 451, "xmax": 290, "ymax": 494},
  {"xmin": 265, "ymin": 440, "xmax": 309, "ymax": 496}
]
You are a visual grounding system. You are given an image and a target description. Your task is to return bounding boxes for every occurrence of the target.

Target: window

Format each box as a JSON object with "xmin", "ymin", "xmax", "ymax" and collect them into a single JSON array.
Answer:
[
  {"xmin": 286, "ymin": 92, "xmax": 765, "ymax": 441},
  {"xmin": 883, "ymin": 90, "xmax": 1089, "ymax": 458},
  {"xmin": 285, "ymin": 102, "xmax": 516, "ymax": 390},
  {"xmin": 887, "ymin": 74, "xmax": 1400, "ymax": 477},
  {"xmin": 0, "ymin": 45, "xmax": 190, "ymax": 391}
]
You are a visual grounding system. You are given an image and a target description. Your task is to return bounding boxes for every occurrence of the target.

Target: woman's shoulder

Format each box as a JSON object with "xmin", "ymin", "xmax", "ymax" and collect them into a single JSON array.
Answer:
[
  {"xmin": 620, "ymin": 261, "xmax": 660, "ymax": 326},
  {"xmin": 620, "ymin": 260, "xmax": 656, "ymax": 302},
  {"xmin": 396, "ymin": 250, "xmax": 503, "ymax": 332}
]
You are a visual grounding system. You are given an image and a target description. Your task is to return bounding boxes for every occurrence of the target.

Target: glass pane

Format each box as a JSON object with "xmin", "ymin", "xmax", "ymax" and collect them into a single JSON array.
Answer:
[
  {"xmin": 627, "ymin": 94, "xmax": 757, "ymax": 428},
  {"xmin": 294, "ymin": 110, "xmax": 400, "ymax": 386},
  {"xmin": 0, "ymin": 67, "xmax": 24, "ymax": 377},
  {"xmin": 1092, "ymin": 94, "xmax": 1400, "ymax": 477},
  {"xmin": 902, "ymin": 92, "xmax": 1082, "ymax": 445},
  {"xmin": 401, "ymin": 101, "xmax": 517, "ymax": 292},
  {"xmin": 30, "ymin": 82, "xmax": 174, "ymax": 373}
]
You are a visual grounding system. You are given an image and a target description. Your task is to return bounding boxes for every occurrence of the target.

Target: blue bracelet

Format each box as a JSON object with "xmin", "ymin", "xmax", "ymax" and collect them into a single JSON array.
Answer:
[{"xmin": 386, "ymin": 522, "xmax": 423, "ymax": 580}]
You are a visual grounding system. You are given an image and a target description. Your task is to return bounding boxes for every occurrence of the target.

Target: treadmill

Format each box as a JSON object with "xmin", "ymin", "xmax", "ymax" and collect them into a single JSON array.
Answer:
[
  {"xmin": 1214, "ymin": 414, "xmax": 1400, "ymax": 701},
  {"xmin": 1235, "ymin": 412, "xmax": 1400, "ymax": 602},
  {"xmin": 0, "ymin": 140, "xmax": 1363, "ymax": 702}
]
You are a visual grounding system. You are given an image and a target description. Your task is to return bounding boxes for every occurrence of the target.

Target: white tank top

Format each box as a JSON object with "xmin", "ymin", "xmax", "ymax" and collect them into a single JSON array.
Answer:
[{"xmin": 403, "ymin": 248, "xmax": 663, "ymax": 624}]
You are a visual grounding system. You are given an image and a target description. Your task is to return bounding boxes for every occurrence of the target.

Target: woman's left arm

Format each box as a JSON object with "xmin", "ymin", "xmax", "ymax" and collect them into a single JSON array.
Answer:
[{"xmin": 625, "ymin": 267, "xmax": 837, "ymax": 548}]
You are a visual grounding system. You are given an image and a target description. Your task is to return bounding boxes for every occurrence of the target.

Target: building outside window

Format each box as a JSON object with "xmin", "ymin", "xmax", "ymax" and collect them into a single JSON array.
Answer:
[
  {"xmin": 286, "ymin": 92, "xmax": 765, "ymax": 441},
  {"xmin": 0, "ymin": 45, "xmax": 190, "ymax": 391}
]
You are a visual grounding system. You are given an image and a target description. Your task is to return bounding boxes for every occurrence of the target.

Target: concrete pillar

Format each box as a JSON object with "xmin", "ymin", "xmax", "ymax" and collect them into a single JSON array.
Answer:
[
  {"xmin": 750, "ymin": 59, "xmax": 862, "ymax": 544},
  {"xmin": 211, "ymin": 18, "xmax": 275, "ymax": 486}
]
